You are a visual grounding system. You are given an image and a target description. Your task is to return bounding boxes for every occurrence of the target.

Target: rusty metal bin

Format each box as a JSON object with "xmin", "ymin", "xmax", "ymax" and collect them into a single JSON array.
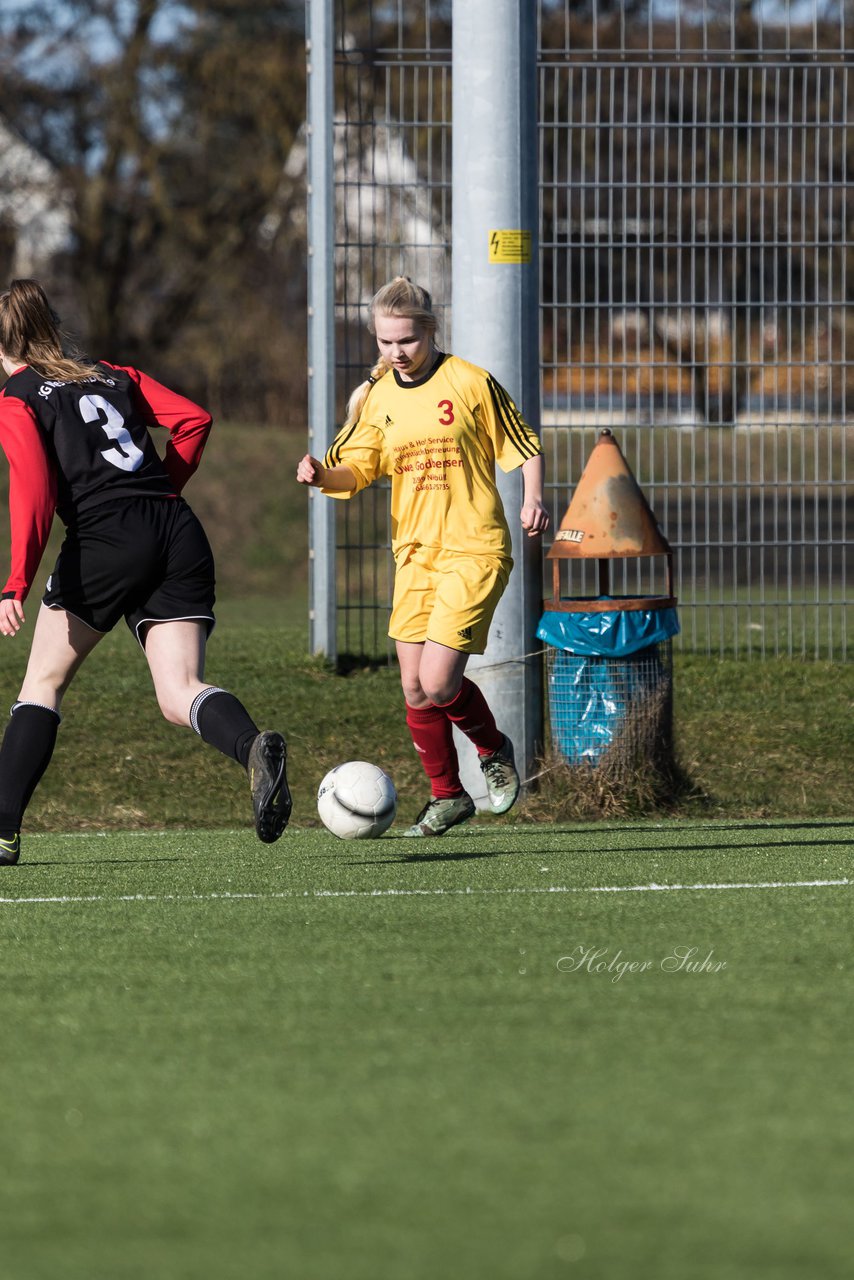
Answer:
[{"xmin": 542, "ymin": 429, "xmax": 679, "ymax": 773}]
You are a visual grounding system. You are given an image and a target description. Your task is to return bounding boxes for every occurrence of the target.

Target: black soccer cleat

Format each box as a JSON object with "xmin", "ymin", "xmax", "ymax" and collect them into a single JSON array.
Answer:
[
  {"xmin": 247, "ymin": 731, "xmax": 292, "ymax": 843},
  {"xmin": 0, "ymin": 833, "xmax": 20, "ymax": 866}
]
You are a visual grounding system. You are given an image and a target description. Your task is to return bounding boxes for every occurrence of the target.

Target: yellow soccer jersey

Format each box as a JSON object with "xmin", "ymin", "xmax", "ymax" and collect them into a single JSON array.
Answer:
[{"xmin": 322, "ymin": 354, "xmax": 542, "ymax": 559}]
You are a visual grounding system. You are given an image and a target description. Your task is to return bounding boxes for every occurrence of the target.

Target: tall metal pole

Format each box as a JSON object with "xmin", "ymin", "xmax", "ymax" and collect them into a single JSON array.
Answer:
[
  {"xmin": 451, "ymin": 0, "xmax": 543, "ymax": 803},
  {"xmin": 306, "ymin": 0, "xmax": 337, "ymax": 659}
]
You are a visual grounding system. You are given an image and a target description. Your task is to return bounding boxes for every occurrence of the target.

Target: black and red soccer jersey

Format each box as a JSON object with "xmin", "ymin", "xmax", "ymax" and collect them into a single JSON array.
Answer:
[{"xmin": 0, "ymin": 361, "xmax": 211, "ymax": 601}]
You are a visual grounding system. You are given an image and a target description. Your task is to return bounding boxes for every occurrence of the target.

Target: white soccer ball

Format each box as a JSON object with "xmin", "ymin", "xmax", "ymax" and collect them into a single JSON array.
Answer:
[{"xmin": 317, "ymin": 761, "xmax": 398, "ymax": 839}]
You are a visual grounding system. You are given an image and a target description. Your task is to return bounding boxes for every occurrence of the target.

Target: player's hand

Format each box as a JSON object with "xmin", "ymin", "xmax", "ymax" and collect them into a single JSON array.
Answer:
[
  {"xmin": 521, "ymin": 500, "xmax": 550, "ymax": 538},
  {"xmin": 0, "ymin": 597, "xmax": 25, "ymax": 637},
  {"xmin": 296, "ymin": 454, "xmax": 323, "ymax": 486}
]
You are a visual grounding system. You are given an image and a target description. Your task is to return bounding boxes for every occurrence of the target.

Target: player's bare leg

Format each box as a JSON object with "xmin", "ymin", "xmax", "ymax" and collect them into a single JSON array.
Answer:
[
  {"xmin": 396, "ymin": 638, "xmax": 470, "ymax": 708},
  {"xmin": 18, "ymin": 604, "xmax": 105, "ymax": 709},
  {"xmin": 143, "ymin": 619, "xmax": 291, "ymax": 841},
  {"xmin": 142, "ymin": 618, "xmax": 209, "ymax": 726}
]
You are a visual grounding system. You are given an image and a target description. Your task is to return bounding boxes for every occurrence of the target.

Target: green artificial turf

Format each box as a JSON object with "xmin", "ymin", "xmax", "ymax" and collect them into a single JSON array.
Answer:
[{"xmin": 2, "ymin": 820, "xmax": 853, "ymax": 1279}]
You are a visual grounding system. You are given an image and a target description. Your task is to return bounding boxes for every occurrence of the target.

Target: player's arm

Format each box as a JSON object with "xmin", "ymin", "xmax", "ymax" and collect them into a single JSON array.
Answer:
[
  {"xmin": 478, "ymin": 372, "xmax": 549, "ymax": 535},
  {"xmin": 298, "ymin": 412, "xmax": 382, "ymax": 496},
  {"xmin": 0, "ymin": 395, "xmax": 57, "ymax": 630},
  {"xmin": 483, "ymin": 374, "xmax": 542, "ymax": 465},
  {"xmin": 110, "ymin": 364, "xmax": 212, "ymax": 492},
  {"xmin": 520, "ymin": 454, "xmax": 550, "ymax": 537},
  {"xmin": 296, "ymin": 454, "xmax": 357, "ymax": 491}
]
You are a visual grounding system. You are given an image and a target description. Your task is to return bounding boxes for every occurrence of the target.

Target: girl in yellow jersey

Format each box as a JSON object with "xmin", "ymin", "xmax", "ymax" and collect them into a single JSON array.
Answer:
[{"xmin": 297, "ymin": 277, "xmax": 549, "ymax": 836}]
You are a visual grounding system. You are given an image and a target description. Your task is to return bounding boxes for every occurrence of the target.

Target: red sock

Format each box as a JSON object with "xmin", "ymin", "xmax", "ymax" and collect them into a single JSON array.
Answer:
[
  {"xmin": 404, "ymin": 703, "xmax": 462, "ymax": 798},
  {"xmin": 438, "ymin": 677, "xmax": 504, "ymax": 756}
]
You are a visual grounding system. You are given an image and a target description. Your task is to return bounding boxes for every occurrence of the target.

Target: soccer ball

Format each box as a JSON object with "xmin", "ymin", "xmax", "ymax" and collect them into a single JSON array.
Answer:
[{"xmin": 317, "ymin": 761, "xmax": 398, "ymax": 839}]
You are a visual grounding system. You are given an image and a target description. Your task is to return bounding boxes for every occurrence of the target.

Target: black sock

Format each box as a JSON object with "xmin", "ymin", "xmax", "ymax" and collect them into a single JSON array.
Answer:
[
  {"xmin": 189, "ymin": 687, "xmax": 259, "ymax": 768},
  {"xmin": 0, "ymin": 702, "xmax": 61, "ymax": 836}
]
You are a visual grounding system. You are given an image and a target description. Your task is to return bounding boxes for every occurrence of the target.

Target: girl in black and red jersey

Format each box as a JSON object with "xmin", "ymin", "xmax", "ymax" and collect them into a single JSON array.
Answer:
[{"xmin": 0, "ymin": 279, "xmax": 290, "ymax": 865}]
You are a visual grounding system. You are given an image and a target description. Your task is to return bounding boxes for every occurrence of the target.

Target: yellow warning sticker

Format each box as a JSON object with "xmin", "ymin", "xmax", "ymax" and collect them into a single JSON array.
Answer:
[{"xmin": 488, "ymin": 229, "xmax": 532, "ymax": 264}]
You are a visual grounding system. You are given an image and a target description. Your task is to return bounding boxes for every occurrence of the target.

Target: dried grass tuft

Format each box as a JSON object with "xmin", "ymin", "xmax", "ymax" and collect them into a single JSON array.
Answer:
[{"xmin": 521, "ymin": 678, "xmax": 705, "ymax": 822}]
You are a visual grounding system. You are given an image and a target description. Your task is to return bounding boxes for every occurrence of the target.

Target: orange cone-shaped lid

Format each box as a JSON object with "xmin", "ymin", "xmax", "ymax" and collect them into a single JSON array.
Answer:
[{"xmin": 548, "ymin": 429, "xmax": 672, "ymax": 560}]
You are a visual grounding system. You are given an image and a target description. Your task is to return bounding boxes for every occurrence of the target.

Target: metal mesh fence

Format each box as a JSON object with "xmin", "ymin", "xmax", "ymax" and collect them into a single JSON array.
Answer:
[
  {"xmin": 331, "ymin": 2, "xmax": 452, "ymax": 659},
  {"xmin": 324, "ymin": 0, "xmax": 852, "ymax": 660},
  {"xmin": 545, "ymin": 640, "xmax": 673, "ymax": 773}
]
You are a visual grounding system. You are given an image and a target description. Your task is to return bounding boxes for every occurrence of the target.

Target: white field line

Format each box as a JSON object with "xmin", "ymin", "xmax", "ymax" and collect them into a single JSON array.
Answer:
[{"xmin": 0, "ymin": 878, "xmax": 852, "ymax": 907}]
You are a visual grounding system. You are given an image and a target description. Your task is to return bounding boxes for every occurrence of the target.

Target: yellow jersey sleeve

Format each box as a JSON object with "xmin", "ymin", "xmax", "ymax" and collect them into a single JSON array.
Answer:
[
  {"xmin": 476, "ymin": 373, "xmax": 542, "ymax": 472},
  {"xmin": 321, "ymin": 410, "xmax": 384, "ymax": 499}
]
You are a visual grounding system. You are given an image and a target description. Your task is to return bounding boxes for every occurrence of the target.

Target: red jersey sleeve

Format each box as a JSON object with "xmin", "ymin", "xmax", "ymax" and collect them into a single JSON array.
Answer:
[
  {"xmin": 0, "ymin": 393, "xmax": 57, "ymax": 602},
  {"xmin": 107, "ymin": 364, "xmax": 212, "ymax": 493}
]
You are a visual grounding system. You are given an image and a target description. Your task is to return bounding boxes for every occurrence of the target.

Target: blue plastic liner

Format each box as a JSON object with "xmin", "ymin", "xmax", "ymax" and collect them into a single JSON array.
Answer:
[
  {"xmin": 537, "ymin": 603, "xmax": 679, "ymax": 658},
  {"xmin": 538, "ymin": 602, "xmax": 678, "ymax": 765},
  {"xmin": 546, "ymin": 649, "xmax": 665, "ymax": 764}
]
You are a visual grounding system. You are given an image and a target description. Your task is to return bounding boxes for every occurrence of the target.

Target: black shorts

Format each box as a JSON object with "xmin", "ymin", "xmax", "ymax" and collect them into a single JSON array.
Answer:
[{"xmin": 43, "ymin": 496, "xmax": 216, "ymax": 645}]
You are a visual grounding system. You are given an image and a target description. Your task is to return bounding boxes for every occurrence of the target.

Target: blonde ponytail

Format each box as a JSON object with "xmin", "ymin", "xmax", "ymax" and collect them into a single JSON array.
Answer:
[{"xmin": 344, "ymin": 356, "xmax": 390, "ymax": 428}]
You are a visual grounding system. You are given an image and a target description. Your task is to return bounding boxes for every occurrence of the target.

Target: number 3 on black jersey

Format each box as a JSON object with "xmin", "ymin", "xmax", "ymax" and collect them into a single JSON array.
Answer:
[{"xmin": 80, "ymin": 393, "xmax": 145, "ymax": 473}]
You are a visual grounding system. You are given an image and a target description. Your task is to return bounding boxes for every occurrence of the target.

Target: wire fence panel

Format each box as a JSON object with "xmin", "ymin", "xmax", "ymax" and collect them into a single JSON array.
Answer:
[
  {"xmin": 538, "ymin": 2, "xmax": 852, "ymax": 659},
  {"xmin": 332, "ymin": 2, "xmax": 452, "ymax": 660},
  {"xmin": 324, "ymin": 1, "xmax": 851, "ymax": 661}
]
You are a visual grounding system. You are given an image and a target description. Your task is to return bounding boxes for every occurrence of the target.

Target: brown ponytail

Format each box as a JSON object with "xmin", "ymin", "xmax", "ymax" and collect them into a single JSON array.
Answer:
[{"xmin": 0, "ymin": 279, "xmax": 100, "ymax": 383}]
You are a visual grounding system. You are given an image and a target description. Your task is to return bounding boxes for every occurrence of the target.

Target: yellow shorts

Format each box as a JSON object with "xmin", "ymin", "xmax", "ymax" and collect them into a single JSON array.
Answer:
[{"xmin": 389, "ymin": 545, "xmax": 511, "ymax": 654}]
